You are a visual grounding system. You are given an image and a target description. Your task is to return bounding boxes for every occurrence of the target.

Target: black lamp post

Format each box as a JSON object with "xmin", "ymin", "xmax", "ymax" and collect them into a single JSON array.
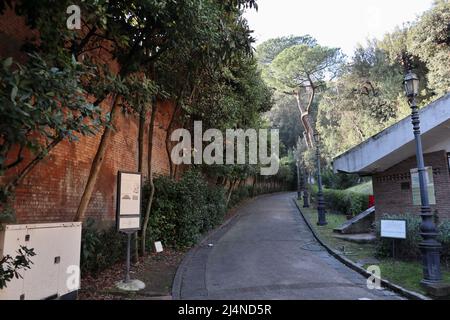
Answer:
[
  {"xmin": 314, "ymin": 131, "xmax": 327, "ymax": 226},
  {"xmin": 296, "ymin": 160, "xmax": 302, "ymax": 201},
  {"xmin": 404, "ymin": 70, "xmax": 442, "ymax": 285},
  {"xmin": 303, "ymin": 168, "xmax": 310, "ymax": 208}
]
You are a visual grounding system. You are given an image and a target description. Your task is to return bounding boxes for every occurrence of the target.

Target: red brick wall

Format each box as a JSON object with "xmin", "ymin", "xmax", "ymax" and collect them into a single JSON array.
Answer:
[
  {"xmin": 1, "ymin": 7, "xmax": 179, "ymax": 224},
  {"xmin": 373, "ymin": 150, "xmax": 450, "ymax": 221},
  {"xmin": 9, "ymin": 99, "xmax": 176, "ymax": 224},
  {"xmin": 0, "ymin": 5, "xmax": 37, "ymax": 62}
]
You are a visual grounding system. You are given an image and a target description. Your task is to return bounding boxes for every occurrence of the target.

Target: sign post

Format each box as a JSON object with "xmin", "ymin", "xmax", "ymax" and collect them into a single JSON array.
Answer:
[
  {"xmin": 380, "ymin": 219, "xmax": 407, "ymax": 267},
  {"xmin": 115, "ymin": 171, "xmax": 145, "ymax": 292}
]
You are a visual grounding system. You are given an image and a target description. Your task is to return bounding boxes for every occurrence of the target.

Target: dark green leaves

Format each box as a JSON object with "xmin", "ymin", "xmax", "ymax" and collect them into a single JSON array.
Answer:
[
  {"xmin": 0, "ymin": 54, "xmax": 106, "ymax": 174},
  {"xmin": 0, "ymin": 246, "xmax": 36, "ymax": 289}
]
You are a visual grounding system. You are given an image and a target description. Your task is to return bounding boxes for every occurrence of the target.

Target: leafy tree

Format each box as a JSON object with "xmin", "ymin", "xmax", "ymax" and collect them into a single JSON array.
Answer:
[
  {"xmin": 264, "ymin": 41, "xmax": 344, "ymax": 148},
  {"xmin": 409, "ymin": 0, "xmax": 450, "ymax": 96},
  {"xmin": 256, "ymin": 35, "xmax": 317, "ymax": 65},
  {"xmin": 0, "ymin": 54, "xmax": 105, "ymax": 221},
  {"xmin": 315, "ymin": 47, "xmax": 409, "ymax": 163},
  {"xmin": 4, "ymin": 0, "xmax": 263, "ymax": 254},
  {"xmin": 378, "ymin": 26, "xmax": 432, "ymax": 103},
  {"xmin": 267, "ymin": 93, "xmax": 303, "ymax": 154}
]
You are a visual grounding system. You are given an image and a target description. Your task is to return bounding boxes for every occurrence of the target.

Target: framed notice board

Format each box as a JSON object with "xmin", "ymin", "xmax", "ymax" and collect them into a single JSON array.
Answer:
[
  {"xmin": 380, "ymin": 219, "xmax": 407, "ymax": 239},
  {"xmin": 116, "ymin": 171, "xmax": 142, "ymax": 233}
]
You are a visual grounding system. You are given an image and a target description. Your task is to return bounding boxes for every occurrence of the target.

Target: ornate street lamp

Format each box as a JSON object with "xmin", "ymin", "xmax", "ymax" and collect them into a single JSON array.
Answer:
[
  {"xmin": 404, "ymin": 70, "xmax": 442, "ymax": 286},
  {"xmin": 314, "ymin": 131, "xmax": 327, "ymax": 226},
  {"xmin": 303, "ymin": 168, "xmax": 310, "ymax": 208}
]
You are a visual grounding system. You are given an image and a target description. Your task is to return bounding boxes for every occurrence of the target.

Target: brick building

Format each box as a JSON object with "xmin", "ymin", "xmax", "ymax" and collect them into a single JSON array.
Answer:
[
  {"xmin": 0, "ymin": 6, "xmax": 178, "ymax": 225},
  {"xmin": 333, "ymin": 93, "xmax": 450, "ymax": 221}
]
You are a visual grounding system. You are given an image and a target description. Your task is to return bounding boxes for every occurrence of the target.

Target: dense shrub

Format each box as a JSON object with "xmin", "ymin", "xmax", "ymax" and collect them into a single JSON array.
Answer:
[
  {"xmin": 143, "ymin": 170, "xmax": 227, "ymax": 248},
  {"xmin": 375, "ymin": 214, "xmax": 422, "ymax": 259},
  {"xmin": 311, "ymin": 186, "xmax": 370, "ymax": 216},
  {"xmin": 438, "ymin": 220, "xmax": 450, "ymax": 261},
  {"xmin": 229, "ymin": 185, "xmax": 251, "ymax": 208},
  {"xmin": 80, "ymin": 219, "xmax": 127, "ymax": 275},
  {"xmin": 321, "ymin": 169, "xmax": 364, "ymax": 190},
  {"xmin": 375, "ymin": 214, "xmax": 450, "ymax": 262},
  {"xmin": 143, "ymin": 175, "xmax": 178, "ymax": 248}
]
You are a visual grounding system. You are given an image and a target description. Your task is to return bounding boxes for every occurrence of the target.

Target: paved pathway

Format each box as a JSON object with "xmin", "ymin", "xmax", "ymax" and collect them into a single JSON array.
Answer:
[{"xmin": 174, "ymin": 193, "xmax": 401, "ymax": 300}]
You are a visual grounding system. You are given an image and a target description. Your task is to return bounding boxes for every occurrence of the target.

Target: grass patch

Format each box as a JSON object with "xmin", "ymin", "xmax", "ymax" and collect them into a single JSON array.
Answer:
[
  {"xmin": 367, "ymin": 260, "xmax": 450, "ymax": 294},
  {"xmin": 300, "ymin": 206, "xmax": 376, "ymax": 261},
  {"xmin": 298, "ymin": 202, "xmax": 450, "ymax": 297},
  {"xmin": 345, "ymin": 181, "xmax": 373, "ymax": 195}
]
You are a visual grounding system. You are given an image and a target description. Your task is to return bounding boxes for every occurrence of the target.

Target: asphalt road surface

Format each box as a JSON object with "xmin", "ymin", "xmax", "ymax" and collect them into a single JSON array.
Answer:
[{"xmin": 174, "ymin": 193, "xmax": 401, "ymax": 300}]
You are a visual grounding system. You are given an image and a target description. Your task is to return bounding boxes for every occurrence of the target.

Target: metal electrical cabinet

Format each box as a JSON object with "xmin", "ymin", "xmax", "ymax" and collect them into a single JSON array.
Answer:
[{"xmin": 0, "ymin": 222, "xmax": 82, "ymax": 300}]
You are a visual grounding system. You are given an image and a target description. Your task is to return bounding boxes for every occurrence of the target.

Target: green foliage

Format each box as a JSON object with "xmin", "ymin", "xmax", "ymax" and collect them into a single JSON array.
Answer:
[
  {"xmin": 268, "ymin": 94, "xmax": 304, "ymax": 153},
  {"xmin": 256, "ymin": 35, "xmax": 317, "ymax": 65},
  {"xmin": 316, "ymin": 46, "xmax": 410, "ymax": 162},
  {"xmin": 345, "ymin": 181, "xmax": 373, "ymax": 195},
  {"xmin": 438, "ymin": 220, "xmax": 450, "ymax": 260},
  {"xmin": 312, "ymin": 186, "xmax": 369, "ymax": 216},
  {"xmin": 409, "ymin": 0, "xmax": 450, "ymax": 96},
  {"xmin": 315, "ymin": 1, "xmax": 450, "ymax": 165},
  {"xmin": 0, "ymin": 246, "xmax": 36, "ymax": 289},
  {"xmin": 0, "ymin": 54, "xmax": 104, "ymax": 175},
  {"xmin": 271, "ymin": 44, "xmax": 343, "ymax": 90},
  {"xmin": 375, "ymin": 214, "xmax": 423, "ymax": 260},
  {"xmin": 375, "ymin": 214, "xmax": 450, "ymax": 262},
  {"xmin": 143, "ymin": 169, "xmax": 289, "ymax": 250},
  {"xmin": 321, "ymin": 169, "xmax": 364, "ymax": 190},
  {"xmin": 80, "ymin": 219, "xmax": 127, "ymax": 275},
  {"xmin": 181, "ymin": 56, "xmax": 273, "ymax": 132},
  {"xmin": 0, "ymin": 54, "xmax": 106, "ymax": 220},
  {"xmin": 229, "ymin": 185, "xmax": 251, "ymax": 208},
  {"xmin": 143, "ymin": 171, "xmax": 227, "ymax": 248},
  {"xmin": 257, "ymin": 35, "xmax": 344, "ymax": 172}
]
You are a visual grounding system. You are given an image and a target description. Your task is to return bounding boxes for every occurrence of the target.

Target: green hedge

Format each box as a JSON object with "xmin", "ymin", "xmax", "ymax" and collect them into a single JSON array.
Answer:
[
  {"xmin": 311, "ymin": 186, "xmax": 370, "ymax": 216},
  {"xmin": 144, "ymin": 170, "xmax": 227, "ymax": 248},
  {"xmin": 228, "ymin": 182, "xmax": 289, "ymax": 208},
  {"xmin": 375, "ymin": 213, "xmax": 450, "ymax": 262},
  {"xmin": 80, "ymin": 219, "xmax": 127, "ymax": 275}
]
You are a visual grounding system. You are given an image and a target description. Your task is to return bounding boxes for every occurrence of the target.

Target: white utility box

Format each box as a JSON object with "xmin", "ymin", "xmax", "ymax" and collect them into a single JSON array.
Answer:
[{"xmin": 0, "ymin": 222, "xmax": 82, "ymax": 300}]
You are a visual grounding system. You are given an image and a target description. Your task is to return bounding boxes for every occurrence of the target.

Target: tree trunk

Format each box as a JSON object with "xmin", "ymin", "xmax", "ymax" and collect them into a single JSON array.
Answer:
[
  {"xmin": 226, "ymin": 179, "xmax": 238, "ymax": 206},
  {"xmin": 3, "ymin": 137, "xmax": 62, "ymax": 197},
  {"xmin": 74, "ymin": 94, "xmax": 120, "ymax": 222},
  {"xmin": 138, "ymin": 108, "xmax": 146, "ymax": 175},
  {"xmin": 133, "ymin": 107, "xmax": 147, "ymax": 264},
  {"xmin": 165, "ymin": 103, "xmax": 181, "ymax": 179},
  {"xmin": 294, "ymin": 88, "xmax": 316, "ymax": 149},
  {"xmin": 141, "ymin": 102, "xmax": 157, "ymax": 256},
  {"xmin": 173, "ymin": 162, "xmax": 179, "ymax": 180}
]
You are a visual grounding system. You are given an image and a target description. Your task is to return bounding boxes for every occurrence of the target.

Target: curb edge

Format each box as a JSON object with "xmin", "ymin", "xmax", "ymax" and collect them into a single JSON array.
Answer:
[{"xmin": 292, "ymin": 198, "xmax": 431, "ymax": 301}]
